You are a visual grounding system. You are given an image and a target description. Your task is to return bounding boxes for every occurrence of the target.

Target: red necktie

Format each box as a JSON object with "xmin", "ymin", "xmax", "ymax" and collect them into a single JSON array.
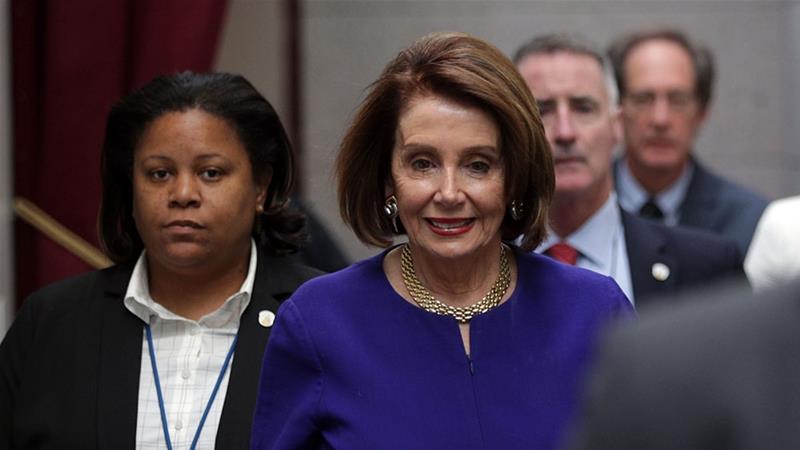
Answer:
[{"xmin": 546, "ymin": 242, "xmax": 579, "ymax": 265}]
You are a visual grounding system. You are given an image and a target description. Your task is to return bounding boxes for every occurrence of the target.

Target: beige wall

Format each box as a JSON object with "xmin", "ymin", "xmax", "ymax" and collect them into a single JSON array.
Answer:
[
  {"xmin": 217, "ymin": 0, "xmax": 800, "ymax": 262},
  {"xmin": 1, "ymin": 0, "xmax": 14, "ymax": 337},
  {"xmin": 217, "ymin": 0, "xmax": 287, "ymax": 121}
]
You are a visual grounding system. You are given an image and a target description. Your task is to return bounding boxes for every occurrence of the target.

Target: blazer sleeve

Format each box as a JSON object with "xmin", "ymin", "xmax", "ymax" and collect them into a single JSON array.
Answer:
[
  {"xmin": 0, "ymin": 296, "xmax": 39, "ymax": 450},
  {"xmin": 250, "ymin": 299, "xmax": 325, "ymax": 449}
]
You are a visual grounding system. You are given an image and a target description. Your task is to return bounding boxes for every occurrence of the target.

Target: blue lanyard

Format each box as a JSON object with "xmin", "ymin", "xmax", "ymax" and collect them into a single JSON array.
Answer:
[{"xmin": 144, "ymin": 324, "xmax": 238, "ymax": 450}]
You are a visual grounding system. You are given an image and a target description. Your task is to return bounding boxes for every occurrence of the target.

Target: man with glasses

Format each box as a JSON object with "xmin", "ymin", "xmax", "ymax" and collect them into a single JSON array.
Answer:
[
  {"xmin": 514, "ymin": 34, "xmax": 744, "ymax": 308},
  {"xmin": 609, "ymin": 28, "xmax": 767, "ymax": 255}
]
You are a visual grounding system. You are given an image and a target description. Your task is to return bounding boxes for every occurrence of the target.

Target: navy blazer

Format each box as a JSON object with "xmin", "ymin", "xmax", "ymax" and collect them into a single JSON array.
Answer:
[
  {"xmin": 621, "ymin": 210, "xmax": 745, "ymax": 308},
  {"xmin": 0, "ymin": 251, "xmax": 321, "ymax": 450},
  {"xmin": 616, "ymin": 158, "xmax": 768, "ymax": 255},
  {"xmin": 680, "ymin": 160, "xmax": 768, "ymax": 255}
]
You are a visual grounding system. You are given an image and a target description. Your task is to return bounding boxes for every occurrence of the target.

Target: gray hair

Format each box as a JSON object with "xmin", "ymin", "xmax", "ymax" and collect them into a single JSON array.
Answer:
[{"xmin": 514, "ymin": 33, "xmax": 619, "ymax": 110}]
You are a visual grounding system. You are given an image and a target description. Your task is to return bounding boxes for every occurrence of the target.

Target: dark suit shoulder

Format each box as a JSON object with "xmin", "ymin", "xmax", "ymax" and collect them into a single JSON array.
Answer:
[
  {"xmin": 622, "ymin": 210, "xmax": 745, "ymax": 305},
  {"xmin": 625, "ymin": 210, "xmax": 742, "ymax": 267},
  {"xmin": 661, "ymin": 225, "xmax": 744, "ymax": 284},
  {"xmin": 269, "ymin": 254, "xmax": 324, "ymax": 284},
  {"xmin": 0, "ymin": 263, "xmax": 137, "ymax": 450},
  {"xmin": 682, "ymin": 160, "xmax": 769, "ymax": 254},
  {"xmin": 21, "ymin": 264, "xmax": 133, "ymax": 319},
  {"xmin": 655, "ymin": 218, "xmax": 740, "ymax": 258},
  {"xmin": 257, "ymin": 252, "xmax": 324, "ymax": 301},
  {"xmin": 691, "ymin": 161, "xmax": 768, "ymax": 207}
]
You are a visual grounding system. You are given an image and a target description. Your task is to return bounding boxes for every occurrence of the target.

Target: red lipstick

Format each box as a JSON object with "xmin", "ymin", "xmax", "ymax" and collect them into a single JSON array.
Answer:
[{"xmin": 426, "ymin": 218, "xmax": 475, "ymax": 236}]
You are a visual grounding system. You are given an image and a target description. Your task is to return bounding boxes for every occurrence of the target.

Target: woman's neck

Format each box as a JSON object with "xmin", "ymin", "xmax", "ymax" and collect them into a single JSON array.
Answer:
[{"xmin": 146, "ymin": 255, "xmax": 250, "ymax": 321}]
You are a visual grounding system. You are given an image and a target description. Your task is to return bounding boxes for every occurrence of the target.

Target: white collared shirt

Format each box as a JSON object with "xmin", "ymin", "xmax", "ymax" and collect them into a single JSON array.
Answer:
[
  {"xmin": 616, "ymin": 158, "xmax": 694, "ymax": 226},
  {"xmin": 538, "ymin": 193, "xmax": 635, "ymax": 304},
  {"xmin": 124, "ymin": 239, "xmax": 257, "ymax": 449}
]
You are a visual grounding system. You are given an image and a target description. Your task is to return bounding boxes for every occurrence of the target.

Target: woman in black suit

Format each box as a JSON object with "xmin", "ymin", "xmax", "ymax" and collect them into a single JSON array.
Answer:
[{"xmin": 0, "ymin": 72, "xmax": 320, "ymax": 449}]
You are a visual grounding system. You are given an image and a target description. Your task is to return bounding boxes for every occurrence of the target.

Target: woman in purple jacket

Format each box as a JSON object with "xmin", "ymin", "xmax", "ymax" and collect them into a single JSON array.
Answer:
[{"xmin": 250, "ymin": 32, "xmax": 633, "ymax": 450}]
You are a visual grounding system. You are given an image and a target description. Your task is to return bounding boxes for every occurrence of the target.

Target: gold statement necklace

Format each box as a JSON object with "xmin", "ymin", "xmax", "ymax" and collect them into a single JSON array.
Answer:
[{"xmin": 400, "ymin": 243, "xmax": 511, "ymax": 323}]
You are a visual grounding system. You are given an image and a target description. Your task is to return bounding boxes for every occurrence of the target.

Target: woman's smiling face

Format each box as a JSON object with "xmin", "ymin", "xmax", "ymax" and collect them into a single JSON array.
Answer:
[{"xmin": 389, "ymin": 94, "xmax": 506, "ymax": 262}]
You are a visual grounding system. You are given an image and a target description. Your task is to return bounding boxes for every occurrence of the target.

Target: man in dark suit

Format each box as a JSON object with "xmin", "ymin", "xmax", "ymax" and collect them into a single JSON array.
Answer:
[
  {"xmin": 608, "ymin": 28, "xmax": 767, "ymax": 255},
  {"xmin": 568, "ymin": 278, "xmax": 800, "ymax": 449},
  {"xmin": 514, "ymin": 34, "xmax": 743, "ymax": 307}
]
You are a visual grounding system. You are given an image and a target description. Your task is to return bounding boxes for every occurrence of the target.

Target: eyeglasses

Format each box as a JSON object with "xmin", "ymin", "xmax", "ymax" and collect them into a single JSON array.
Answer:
[{"xmin": 623, "ymin": 90, "xmax": 697, "ymax": 114}]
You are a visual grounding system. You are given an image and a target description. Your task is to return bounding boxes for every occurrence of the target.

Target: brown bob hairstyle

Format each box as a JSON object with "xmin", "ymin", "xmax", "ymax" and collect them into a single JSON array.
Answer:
[
  {"xmin": 336, "ymin": 32, "xmax": 554, "ymax": 251},
  {"xmin": 99, "ymin": 71, "xmax": 304, "ymax": 263}
]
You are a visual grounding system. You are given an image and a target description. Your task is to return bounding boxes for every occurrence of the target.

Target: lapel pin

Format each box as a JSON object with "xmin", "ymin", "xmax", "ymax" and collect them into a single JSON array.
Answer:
[
  {"xmin": 651, "ymin": 262, "xmax": 671, "ymax": 282},
  {"xmin": 258, "ymin": 310, "xmax": 276, "ymax": 328}
]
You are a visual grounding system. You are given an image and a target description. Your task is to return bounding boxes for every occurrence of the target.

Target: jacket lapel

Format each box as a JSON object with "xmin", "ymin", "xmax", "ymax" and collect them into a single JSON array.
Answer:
[
  {"xmin": 95, "ymin": 263, "xmax": 142, "ymax": 450},
  {"xmin": 215, "ymin": 251, "xmax": 303, "ymax": 449},
  {"xmin": 622, "ymin": 210, "xmax": 679, "ymax": 306},
  {"xmin": 677, "ymin": 159, "xmax": 719, "ymax": 229}
]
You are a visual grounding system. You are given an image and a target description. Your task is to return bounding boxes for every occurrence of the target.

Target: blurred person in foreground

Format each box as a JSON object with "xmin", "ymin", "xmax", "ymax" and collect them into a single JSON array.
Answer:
[
  {"xmin": 745, "ymin": 195, "xmax": 800, "ymax": 291},
  {"xmin": 0, "ymin": 72, "xmax": 321, "ymax": 449},
  {"xmin": 567, "ymin": 277, "xmax": 800, "ymax": 450},
  {"xmin": 514, "ymin": 34, "xmax": 744, "ymax": 307},
  {"xmin": 249, "ymin": 32, "xmax": 633, "ymax": 450},
  {"xmin": 608, "ymin": 28, "xmax": 767, "ymax": 255}
]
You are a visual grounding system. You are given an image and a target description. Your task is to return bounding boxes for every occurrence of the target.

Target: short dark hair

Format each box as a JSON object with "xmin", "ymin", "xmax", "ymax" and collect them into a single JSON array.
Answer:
[
  {"xmin": 608, "ymin": 28, "xmax": 715, "ymax": 112},
  {"xmin": 99, "ymin": 71, "xmax": 304, "ymax": 263},
  {"xmin": 336, "ymin": 32, "xmax": 554, "ymax": 251}
]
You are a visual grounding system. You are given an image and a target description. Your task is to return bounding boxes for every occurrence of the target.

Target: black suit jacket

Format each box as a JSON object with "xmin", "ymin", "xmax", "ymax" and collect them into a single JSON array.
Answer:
[
  {"xmin": 615, "ymin": 157, "xmax": 768, "ymax": 255},
  {"xmin": 621, "ymin": 210, "xmax": 745, "ymax": 308},
  {"xmin": 568, "ymin": 280, "xmax": 800, "ymax": 450},
  {"xmin": 0, "ymin": 251, "xmax": 321, "ymax": 450}
]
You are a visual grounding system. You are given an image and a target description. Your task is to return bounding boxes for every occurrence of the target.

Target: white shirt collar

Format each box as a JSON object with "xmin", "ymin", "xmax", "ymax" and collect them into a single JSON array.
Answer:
[
  {"xmin": 124, "ymin": 239, "xmax": 258, "ymax": 329},
  {"xmin": 616, "ymin": 158, "xmax": 694, "ymax": 226}
]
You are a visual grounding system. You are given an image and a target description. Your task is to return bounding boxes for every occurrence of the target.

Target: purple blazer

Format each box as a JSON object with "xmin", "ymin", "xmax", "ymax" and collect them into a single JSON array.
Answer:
[{"xmin": 251, "ymin": 247, "xmax": 633, "ymax": 450}]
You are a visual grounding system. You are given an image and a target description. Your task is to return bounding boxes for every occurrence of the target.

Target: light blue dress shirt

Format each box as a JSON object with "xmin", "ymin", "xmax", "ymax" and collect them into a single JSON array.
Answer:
[
  {"xmin": 616, "ymin": 158, "xmax": 694, "ymax": 227},
  {"xmin": 538, "ymin": 193, "xmax": 635, "ymax": 305}
]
